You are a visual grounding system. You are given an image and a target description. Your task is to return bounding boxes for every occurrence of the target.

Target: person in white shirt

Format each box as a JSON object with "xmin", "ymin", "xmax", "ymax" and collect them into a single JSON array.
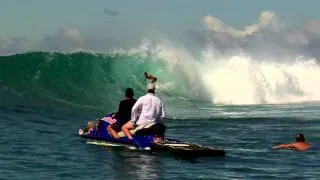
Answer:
[{"xmin": 121, "ymin": 73, "xmax": 165, "ymax": 140}]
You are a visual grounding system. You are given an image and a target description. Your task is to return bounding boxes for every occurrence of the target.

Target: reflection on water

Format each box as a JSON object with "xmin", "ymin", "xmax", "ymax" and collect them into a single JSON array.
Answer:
[{"xmin": 107, "ymin": 148, "xmax": 164, "ymax": 180}]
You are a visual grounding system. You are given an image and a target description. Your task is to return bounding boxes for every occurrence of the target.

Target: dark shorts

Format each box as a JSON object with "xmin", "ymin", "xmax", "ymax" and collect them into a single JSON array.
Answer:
[
  {"xmin": 110, "ymin": 122, "xmax": 122, "ymax": 132},
  {"xmin": 135, "ymin": 123, "xmax": 166, "ymax": 136}
]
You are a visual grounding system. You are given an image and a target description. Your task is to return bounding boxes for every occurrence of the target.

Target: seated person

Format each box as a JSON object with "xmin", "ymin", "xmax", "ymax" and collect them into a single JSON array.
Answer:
[
  {"xmin": 121, "ymin": 73, "xmax": 166, "ymax": 141},
  {"xmin": 79, "ymin": 121, "xmax": 96, "ymax": 135},
  {"xmin": 107, "ymin": 88, "xmax": 136, "ymax": 139},
  {"xmin": 272, "ymin": 133, "xmax": 311, "ymax": 151}
]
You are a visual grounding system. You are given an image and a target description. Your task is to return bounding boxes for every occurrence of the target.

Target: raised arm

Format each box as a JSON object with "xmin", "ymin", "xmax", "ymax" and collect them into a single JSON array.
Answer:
[{"xmin": 144, "ymin": 72, "xmax": 157, "ymax": 83}]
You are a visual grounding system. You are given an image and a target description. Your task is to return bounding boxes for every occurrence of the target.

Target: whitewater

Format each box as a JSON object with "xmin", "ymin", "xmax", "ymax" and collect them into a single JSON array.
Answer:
[{"xmin": 153, "ymin": 40, "xmax": 320, "ymax": 105}]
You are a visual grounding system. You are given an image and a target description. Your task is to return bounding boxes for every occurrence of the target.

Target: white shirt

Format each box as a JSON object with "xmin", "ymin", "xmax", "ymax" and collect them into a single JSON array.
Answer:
[{"xmin": 131, "ymin": 93, "xmax": 165, "ymax": 126}]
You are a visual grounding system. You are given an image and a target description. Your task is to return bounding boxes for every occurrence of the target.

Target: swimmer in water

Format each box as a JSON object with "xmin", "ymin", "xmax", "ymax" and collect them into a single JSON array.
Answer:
[{"xmin": 272, "ymin": 133, "xmax": 311, "ymax": 151}]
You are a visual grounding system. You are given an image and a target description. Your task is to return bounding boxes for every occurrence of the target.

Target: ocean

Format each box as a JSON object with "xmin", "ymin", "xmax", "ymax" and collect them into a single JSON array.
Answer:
[{"xmin": 1, "ymin": 51, "xmax": 320, "ymax": 179}]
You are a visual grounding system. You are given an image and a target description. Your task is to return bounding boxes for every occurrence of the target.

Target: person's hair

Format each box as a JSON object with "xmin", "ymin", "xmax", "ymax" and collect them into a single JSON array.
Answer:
[
  {"xmin": 295, "ymin": 133, "xmax": 305, "ymax": 142},
  {"xmin": 125, "ymin": 88, "xmax": 134, "ymax": 98},
  {"xmin": 147, "ymin": 89, "xmax": 155, "ymax": 94}
]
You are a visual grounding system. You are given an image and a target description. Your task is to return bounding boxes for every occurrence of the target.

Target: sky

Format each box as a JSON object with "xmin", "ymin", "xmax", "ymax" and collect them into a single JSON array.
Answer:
[{"xmin": 1, "ymin": 0, "xmax": 320, "ymax": 55}]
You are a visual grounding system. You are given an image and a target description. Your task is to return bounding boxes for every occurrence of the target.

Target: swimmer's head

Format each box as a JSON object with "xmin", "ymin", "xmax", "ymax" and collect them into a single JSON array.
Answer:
[{"xmin": 295, "ymin": 133, "xmax": 305, "ymax": 142}]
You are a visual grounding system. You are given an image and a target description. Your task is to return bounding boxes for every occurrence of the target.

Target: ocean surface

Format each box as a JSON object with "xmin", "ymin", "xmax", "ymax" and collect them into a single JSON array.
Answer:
[{"xmin": 1, "ymin": 52, "xmax": 320, "ymax": 179}]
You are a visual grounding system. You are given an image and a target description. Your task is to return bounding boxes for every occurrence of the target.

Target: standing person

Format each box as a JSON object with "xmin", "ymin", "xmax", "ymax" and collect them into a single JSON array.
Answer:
[
  {"xmin": 107, "ymin": 88, "xmax": 136, "ymax": 139},
  {"xmin": 121, "ymin": 73, "xmax": 165, "ymax": 140}
]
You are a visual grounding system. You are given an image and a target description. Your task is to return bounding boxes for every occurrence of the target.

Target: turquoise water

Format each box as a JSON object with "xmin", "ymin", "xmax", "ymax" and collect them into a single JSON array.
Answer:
[{"xmin": 1, "ymin": 52, "xmax": 320, "ymax": 179}]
